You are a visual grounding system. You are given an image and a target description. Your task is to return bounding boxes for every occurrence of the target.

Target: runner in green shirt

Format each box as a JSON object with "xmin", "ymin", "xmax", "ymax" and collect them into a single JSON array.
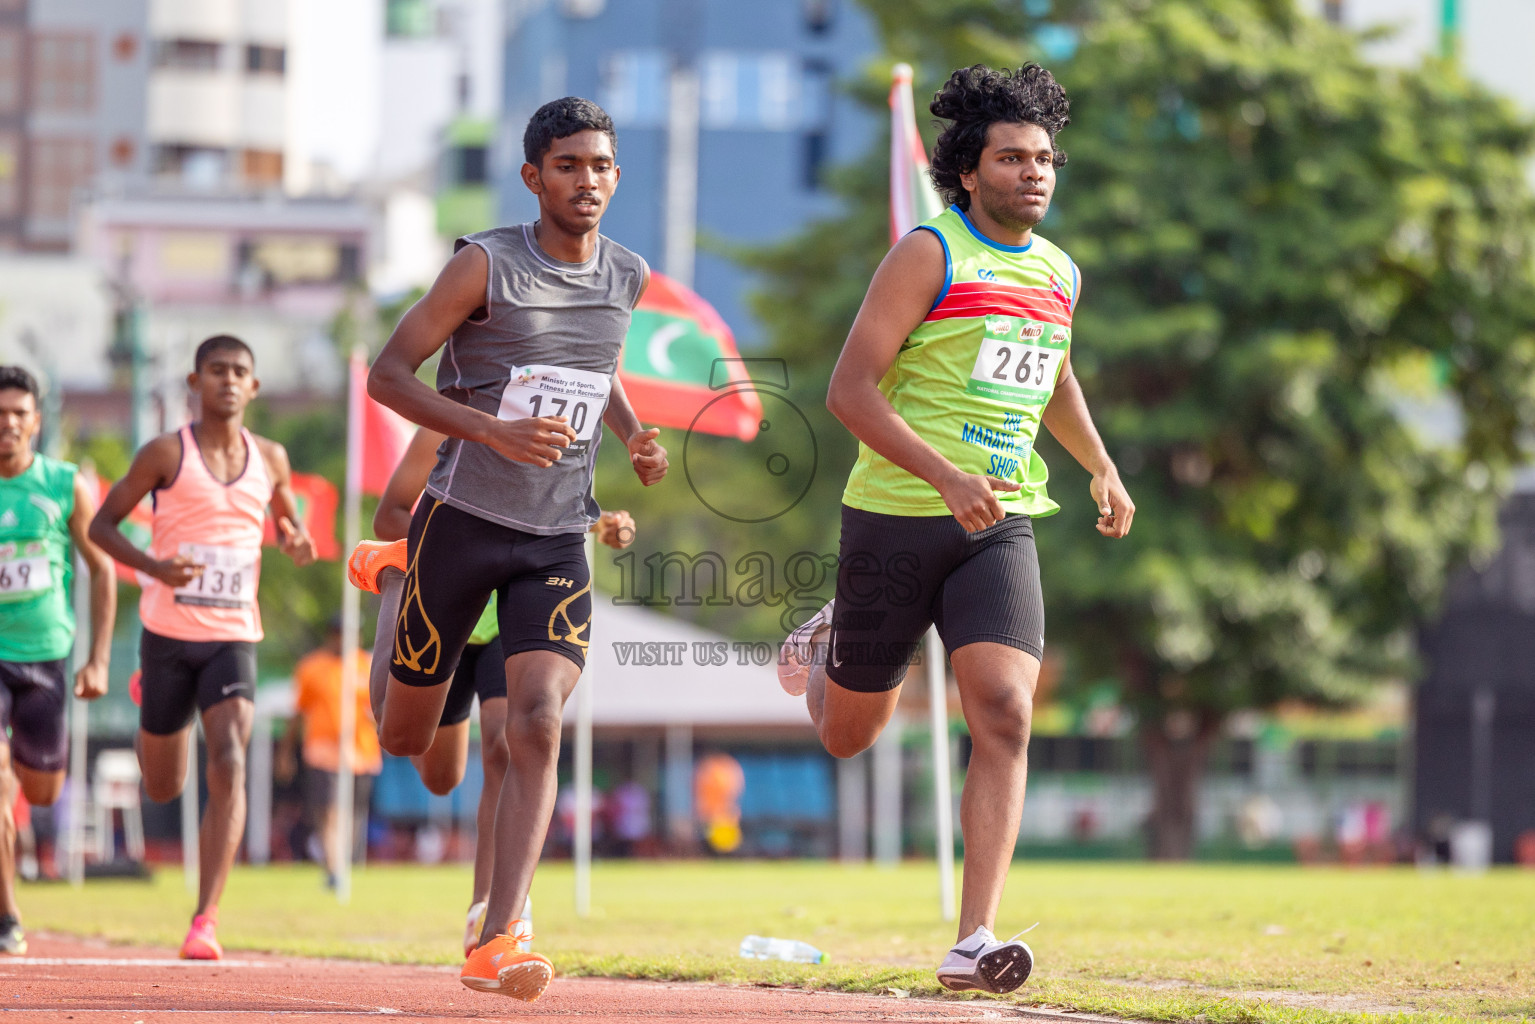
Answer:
[
  {"xmin": 0, "ymin": 366, "xmax": 116, "ymax": 955},
  {"xmin": 780, "ymin": 64, "xmax": 1135, "ymax": 994}
]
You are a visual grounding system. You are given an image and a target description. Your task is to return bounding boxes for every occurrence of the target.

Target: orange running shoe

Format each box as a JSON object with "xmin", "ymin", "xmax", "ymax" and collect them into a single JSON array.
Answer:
[
  {"xmin": 347, "ymin": 539, "xmax": 407, "ymax": 594},
  {"xmin": 179, "ymin": 912, "xmax": 222, "ymax": 960},
  {"xmin": 460, "ymin": 921, "xmax": 551, "ymax": 1000}
]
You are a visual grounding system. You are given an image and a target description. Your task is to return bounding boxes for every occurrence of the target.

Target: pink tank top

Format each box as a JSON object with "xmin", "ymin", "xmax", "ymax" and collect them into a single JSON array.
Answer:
[{"xmin": 140, "ymin": 425, "xmax": 273, "ymax": 643}]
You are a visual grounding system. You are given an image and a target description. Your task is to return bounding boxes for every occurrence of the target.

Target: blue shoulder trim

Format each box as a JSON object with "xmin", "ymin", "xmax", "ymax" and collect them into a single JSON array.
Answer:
[
  {"xmin": 914, "ymin": 225, "xmax": 952, "ymax": 312},
  {"xmin": 953, "ymin": 205, "xmax": 1032, "ymax": 253},
  {"xmin": 1069, "ymin": 258, "xmax": 1081, "ymax": 313}
]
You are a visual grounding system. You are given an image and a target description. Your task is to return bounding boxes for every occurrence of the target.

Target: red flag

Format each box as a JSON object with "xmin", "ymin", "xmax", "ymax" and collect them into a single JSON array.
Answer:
[
  {"xmin": 890, "ymin": 63, "xmax": 944, "ymax": 245},
  {"xmin": 262, "ymin": 471, "xmax": 340, "ymax": 560},
  {"xmin": 352, "ymin": 353, "xmax": 415, "ymax": 496}
]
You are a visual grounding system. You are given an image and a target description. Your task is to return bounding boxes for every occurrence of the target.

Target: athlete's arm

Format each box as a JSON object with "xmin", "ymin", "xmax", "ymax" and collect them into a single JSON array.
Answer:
[
  {"xmin": 369, "ymin": 245, "xmax": 577, "ymax": 467},
  {"xmin": 827, "ymin": 229, "xmax": 1021, "ymax": 533},
  {"xmin": 259, "ymin": 438, "xmax": 317, "ymax": 566},
  {"xmin": 603, "ymin": 376, "xmax": 668, "ymax": 487},
  {"xmin": 88, "ymin": 435, "xmax": 203, "ymax": 587},
  {"xmin": 373, "ymin": 428, "xmax": 445, "ymax": 541},
  {"xmin": 593, "ymin": 509, "xmax": 636, "ymax": 549},
  {"xmin": 1041, "ymin": 353, "xmax": 1135, "ymax": 538},
  {"xmin": 67, "ymin": 473, "xmax": 115, "ymax": 700}
]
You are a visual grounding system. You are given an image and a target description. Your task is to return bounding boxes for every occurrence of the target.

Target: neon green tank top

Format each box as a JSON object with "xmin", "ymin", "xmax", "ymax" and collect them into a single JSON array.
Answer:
[
  {"xmin": 842, "ymin": 206, "xmax": 1079, "ymax": 517},
  {"xmin": 0, "ymin": 454, "xmax": 77, "ymax": 662},
  {"xmin": 468, "ymin": 592, "xmax": 499, "ymax": 646}
]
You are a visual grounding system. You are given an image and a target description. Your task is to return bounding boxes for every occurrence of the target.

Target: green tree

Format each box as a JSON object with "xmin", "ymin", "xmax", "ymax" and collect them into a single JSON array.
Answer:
[{"xmin": 745, "ymin": 0, "xmax": 1535, "ymax": 857}]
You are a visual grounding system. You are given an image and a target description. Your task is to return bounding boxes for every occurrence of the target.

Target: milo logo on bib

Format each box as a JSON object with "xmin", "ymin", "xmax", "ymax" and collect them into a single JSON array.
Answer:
[{"xmin": 966, "ymin": 316, "xmax": 1070, "ymax": 406}]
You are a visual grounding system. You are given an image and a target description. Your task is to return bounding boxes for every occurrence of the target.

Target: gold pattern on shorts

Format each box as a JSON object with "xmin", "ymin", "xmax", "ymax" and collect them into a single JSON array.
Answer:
[
  {"xmin": 394, "ymin": 502, "xmax": 442, "ymax": 675},
  {"xmin": 548, "ymin": 580, "xmax": 591, "ymax": 650}
]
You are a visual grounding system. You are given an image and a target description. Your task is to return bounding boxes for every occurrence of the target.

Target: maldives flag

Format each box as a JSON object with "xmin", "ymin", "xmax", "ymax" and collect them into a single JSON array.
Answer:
[
  {"xmin": 619, "ymin": 272, "xmax": 763, "ymax": 441},
  {"xmin": 889, "ymin": 62, "xmax": 944, "ymax": 245}
]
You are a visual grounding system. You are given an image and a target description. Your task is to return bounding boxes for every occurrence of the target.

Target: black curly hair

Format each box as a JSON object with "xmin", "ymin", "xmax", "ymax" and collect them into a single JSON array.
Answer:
[
  {"xmin": 523, "ymin": 96, "xmax": 617, "ymax": 167},
  {"xmin": 928, "ymin": 64, "xmax": 1070, "ymax": 211},
  {"xmin": 0, "ymin": 365, "xmax": 40, "ymax": 405}
]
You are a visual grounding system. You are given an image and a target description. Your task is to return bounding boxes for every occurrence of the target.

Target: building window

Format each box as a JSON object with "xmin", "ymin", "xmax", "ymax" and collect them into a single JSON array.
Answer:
[
  {"xmin": 802, "ymin": 0, "xmax": 836, "ymax": 34},
  {"xmin": 599, "ymin": 49, "xmax": 668, "ymax": 129},
  {"xmin": 700, "ymin": 51, "xmax": 803, "ymax": 131},
  {"xmin": 245, "ymin": 44, "xmax": 284, "ymax": 75},
  {"xmin": 799, "ymin": 59, "xmax": 832, "ymax": 189},
  {"xmin": 241, "ymin": 149, "xmax": 283, "ymax": 186},
  {"xmin": 386, "ymin": 0, "xmax": 436, "ymax": 39},
  {"xmin": 0, "ymin": 132, "xmax": 20, "ymax": 217},
  {"xmin": 32, "ymin": 33, "xmax": 95, "ymax": 113},
  {"xmin": 110, "ymin": 136, "xmax": 134, "ymax": 167},
  {"xmin": 112, "ymin": 32, "xmax": 138, "ymax": 62},
  {"xmin": 1323, "ymin": 0, "xmax": 1343, "ymax": 24},
  {"xmin": 152, "ymin": 39, "xmax": 221, "ymax": 71},
  {"xmin": 28, "ymin": 138, "xmax": 94, "ymax": 220},
  {"xmin": 153, "ymin": 144, "xmax": 228, "ymax": 189},
  {"xmin": 457, "ymin": 144, "xmax": 487, "ymax": 186},
  {"xmin": 0, "ymin": 29, "xmax": 21, "ymax": 115}
]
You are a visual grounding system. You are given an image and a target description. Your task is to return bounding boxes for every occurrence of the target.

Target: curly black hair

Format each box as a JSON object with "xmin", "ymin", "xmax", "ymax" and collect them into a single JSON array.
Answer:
[
  {"xmin": 523, "ymin": 96, "xmax": 617, "ymax": 167},
  {"xmin": 0, "ymin": 365, "xmax": 40, "ymax": 404},
  {"xmin": 928, "ymin": 64, "xmax": 1070, "ymax": 210}
]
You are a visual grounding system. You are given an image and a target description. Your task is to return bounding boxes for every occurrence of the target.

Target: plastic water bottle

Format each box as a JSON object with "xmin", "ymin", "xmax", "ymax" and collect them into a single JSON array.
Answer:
[{"xmin": 738, "ymin": 935, "xmax": 825, "ymax": 964}]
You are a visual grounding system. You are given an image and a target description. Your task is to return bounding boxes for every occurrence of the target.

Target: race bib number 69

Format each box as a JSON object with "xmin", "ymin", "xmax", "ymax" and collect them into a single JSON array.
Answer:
[
  {"xmin": 497, "ymin": 364, "xmax": 613, "ymax": 457},
  {"xmin": 0, "ymin": 541, "xmax": 51, "ymax": 604}
]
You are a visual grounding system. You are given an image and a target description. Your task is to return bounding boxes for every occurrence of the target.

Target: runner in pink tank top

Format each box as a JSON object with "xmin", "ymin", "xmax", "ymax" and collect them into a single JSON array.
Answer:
[
  {"xmin": 90, "ymin": 335, "xmax": 315, "ymax": 962},
  {"xmin": 138, "ymin": 423, "xmax": 272, "ymax": 643}
]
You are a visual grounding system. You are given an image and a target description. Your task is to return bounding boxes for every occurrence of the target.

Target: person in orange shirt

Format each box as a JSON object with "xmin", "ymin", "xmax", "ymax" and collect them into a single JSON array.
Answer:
[{"xmin": 276, "ymin": 616, "xmax": 379, "ymax": 888}]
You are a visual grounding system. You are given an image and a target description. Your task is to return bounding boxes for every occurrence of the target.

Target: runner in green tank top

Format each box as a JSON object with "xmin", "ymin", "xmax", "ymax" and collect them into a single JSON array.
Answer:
[
  {"xmin": 0, "ymin": 366, "xmax": 117, "ymax": 956},
  {"xmin": 780, "ymin": 65, "xmax": 1135, "ymax": 995}
]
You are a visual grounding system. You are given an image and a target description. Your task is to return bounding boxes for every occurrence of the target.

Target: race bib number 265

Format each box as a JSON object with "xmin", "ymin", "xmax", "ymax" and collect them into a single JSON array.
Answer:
[
  {"xmin": 496, "ymin": 365, "xmax": 613, "ymax": 457},
  {"xmin": 966, "ymin": 318, "xmax": 1070, "ymax": 407}
]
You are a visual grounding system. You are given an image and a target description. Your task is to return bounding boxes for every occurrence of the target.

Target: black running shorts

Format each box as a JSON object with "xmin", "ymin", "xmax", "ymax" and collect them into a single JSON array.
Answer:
[
  {"xmin": 138, "ymin": 628, "xmax": 258, "ymax": 735},
  {"xmin": 392, "ymin": 499, "xmax": 590, "ymax": 688},
  {"xmin": 826, "ymin": 504, "xmax": 1045, "ymax": 694},
  {"xmin": 0, "ymin": 658, "xmax": 69, "ymax": 772},
  {"xmin": 438, "ymin": 639, "xmax": 507, "ymax": 727}
]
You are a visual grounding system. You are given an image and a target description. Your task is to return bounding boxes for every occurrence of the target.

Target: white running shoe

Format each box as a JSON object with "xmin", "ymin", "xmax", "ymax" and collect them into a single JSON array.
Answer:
[
  {"xmin": 777, "ymin": 599, "xmax": 835, "ymax": 696},
  {"xmin": 935, "ymin": 924, "xmax": 1035, "ymax": 993},
  {"xmin": 464, "ymin": 895, "xmax": 533, "ymax": 956}
]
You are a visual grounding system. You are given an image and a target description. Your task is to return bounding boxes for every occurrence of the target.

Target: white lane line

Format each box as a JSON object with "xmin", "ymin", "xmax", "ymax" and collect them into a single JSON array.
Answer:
[{"xmin": 0, "ymin": 958, "xmax": 275, "ymax": 968}]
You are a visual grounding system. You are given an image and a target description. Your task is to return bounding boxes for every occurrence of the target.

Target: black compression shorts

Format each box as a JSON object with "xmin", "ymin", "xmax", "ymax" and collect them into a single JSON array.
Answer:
[
  {"xmin": 0, "ymin": 658, "xmax": 69, "ymax": 773},
  {"xmin": 392, "ymin": 498, "xmax": 590, "ymax": 688},
  {"xmin": 826, "ymin": 504, "xmax": 1045, "ymax": 693},
  {"xmin": 138, "ymin": 628, "xmax": 257, "ymax": 735},
  {"xmin": 438, "ymin": 639, "xmax": 507, "ymax": 726}
]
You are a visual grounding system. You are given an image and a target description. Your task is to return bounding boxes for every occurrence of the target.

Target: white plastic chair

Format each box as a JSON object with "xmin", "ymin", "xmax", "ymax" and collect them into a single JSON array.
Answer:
[{"xmin": 92, "ymin": 749, "xmax": 146, "ymax": 862}]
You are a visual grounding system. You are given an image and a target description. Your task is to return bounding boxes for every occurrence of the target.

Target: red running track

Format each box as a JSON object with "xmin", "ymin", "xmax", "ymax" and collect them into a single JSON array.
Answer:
[{"xmin": 0, "ymin": 934, "xmax": 1094, "ymax": 1023}]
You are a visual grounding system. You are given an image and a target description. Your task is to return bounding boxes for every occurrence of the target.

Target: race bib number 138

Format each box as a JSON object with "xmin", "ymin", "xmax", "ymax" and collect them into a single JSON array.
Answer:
[
  {"xmin": 174, "ymin": 543, "xmax": 257, "ymax": 609},
  {"xmin": 496, "ymin": 365, "xmax": 613, "ymax": 457}
]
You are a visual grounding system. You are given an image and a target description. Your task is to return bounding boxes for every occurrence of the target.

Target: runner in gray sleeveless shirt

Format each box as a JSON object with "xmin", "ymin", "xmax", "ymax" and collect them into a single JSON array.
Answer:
[{"xmin": 367, "ymin": 97, "xmax": 668, "ymax": 1002}]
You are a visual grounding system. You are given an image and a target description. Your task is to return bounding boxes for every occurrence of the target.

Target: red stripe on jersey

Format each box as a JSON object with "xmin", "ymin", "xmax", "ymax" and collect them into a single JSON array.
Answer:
[{"xmin": 925, "ymin": 282, "xmax": 1073, "ymax": 326}]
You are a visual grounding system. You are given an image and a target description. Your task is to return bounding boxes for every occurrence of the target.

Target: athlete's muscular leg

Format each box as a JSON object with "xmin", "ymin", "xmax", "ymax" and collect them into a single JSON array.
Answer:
[
  {"xmin": 379, "ymin": 675, "xmax": 451, "ymax": 757},
  {"xmin": 195, "ymin": 697, "xmax": 254, "ymax": 916},
  {"xmin": 472, "ymin": 696, "xmax": 510, "ymax": 906},
  {"xmin": 0, "ymin": 743, "xmax": 18, "ymax": 920},
  {"xmin": 806, "ymin": 656, "xmax": 902, "ymax": 759},
  {"xmin": 478, "ymin": 651, "xmax": 581, "ymax": 946},
  {"xmin": 950, "ymin": 641, "xmax": 1037, "ymax": 940},
  {"xmin": 11, "ymin": 764, "xmax": 63, "ymax": 807},
  {"xmin": 410, "ymin": 719, "xmax": 470, "ymax": 796},
  {"xmin": 369, "ymin": 571, "xmax": 405, "ymax": 724},
  {"xmin": 137, "ymin": 726, "xmax": 193, "ymax": 804}
]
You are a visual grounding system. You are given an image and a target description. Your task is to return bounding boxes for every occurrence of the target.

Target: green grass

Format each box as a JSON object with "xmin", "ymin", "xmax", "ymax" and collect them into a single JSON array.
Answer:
[{"xmin": 19, "ymin": 861, "xmax": 1535, "ymax": 1023}]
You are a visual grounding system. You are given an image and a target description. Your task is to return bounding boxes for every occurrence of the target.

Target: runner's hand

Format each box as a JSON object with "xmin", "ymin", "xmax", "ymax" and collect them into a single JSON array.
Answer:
[
  {"xmin": 73, "ymin": 657, "xmax": 108, "ymax": 700},
  {"xmin": 939, "ymin": 471, "xmax": 1021, "ymax": 533},
  {"xmin": 278, "ymin": 516, "xmax": 318, "ymax": 566},
  {"xmin": 1091, "ymin": 470, "xmax": 1135, "ymax": 538},
  {"xmin": 596, "ymin": 509, "xmax": 636, "ymax": 550},
  {"xmin": 627, "ymin": 428, "xmax": 668, "ymax": 486},
  {"xmin": 489, "ymin": 416, "xmax": 576, "ymax": 467},
  {"xmin": 151, "ymin": 554, "xmax": 203, "ymax": 587}
]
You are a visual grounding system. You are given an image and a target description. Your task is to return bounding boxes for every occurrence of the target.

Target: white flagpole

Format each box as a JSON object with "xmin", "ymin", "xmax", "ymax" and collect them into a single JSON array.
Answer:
[
  {"xmin": 181, "ymin": 727, "xmax": 197, "ymax": 892},
  {"xmin": 336, "ymin": 345, "xmax": 365, "ymax": 904},
  {"xmin": 573, "ymin": 533, "xmax": 595, "ymax": 917},
  {"xmin": 66, "ymin": 552, "xmax": 90, "ymax": 885},
  {"xmin": 927, "ymin": 627, "xmax": 955, "ymax": 921}
]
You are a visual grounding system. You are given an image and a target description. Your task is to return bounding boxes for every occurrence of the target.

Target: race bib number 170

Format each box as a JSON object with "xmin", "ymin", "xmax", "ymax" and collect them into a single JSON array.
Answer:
[
  {"xmin": 966, "ymin": 317, "xmax": 1070, "ymax": 407},
  {"xmin": 496, "ymin": 365, "xmax": 613, "ymax": 457}
]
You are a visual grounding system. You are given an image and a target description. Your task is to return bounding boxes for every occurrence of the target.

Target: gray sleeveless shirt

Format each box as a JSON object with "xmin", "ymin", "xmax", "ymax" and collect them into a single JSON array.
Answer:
[{"xmin": 424, "ymin": 223, "xmax": 648, "ymax": 535}]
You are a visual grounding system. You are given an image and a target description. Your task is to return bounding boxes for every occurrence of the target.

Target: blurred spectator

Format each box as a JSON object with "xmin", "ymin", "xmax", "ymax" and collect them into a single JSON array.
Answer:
[
  {"xmin": 694, "ymin": 751, "xmax": 744, "ymax": 855},
  {"xmin": 606, "ymin": 780, "xmax": 653, "ymax": 857},
  {"xmin": 276, "ymin": 618, "xmax": 379, "ymax": 887}
]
